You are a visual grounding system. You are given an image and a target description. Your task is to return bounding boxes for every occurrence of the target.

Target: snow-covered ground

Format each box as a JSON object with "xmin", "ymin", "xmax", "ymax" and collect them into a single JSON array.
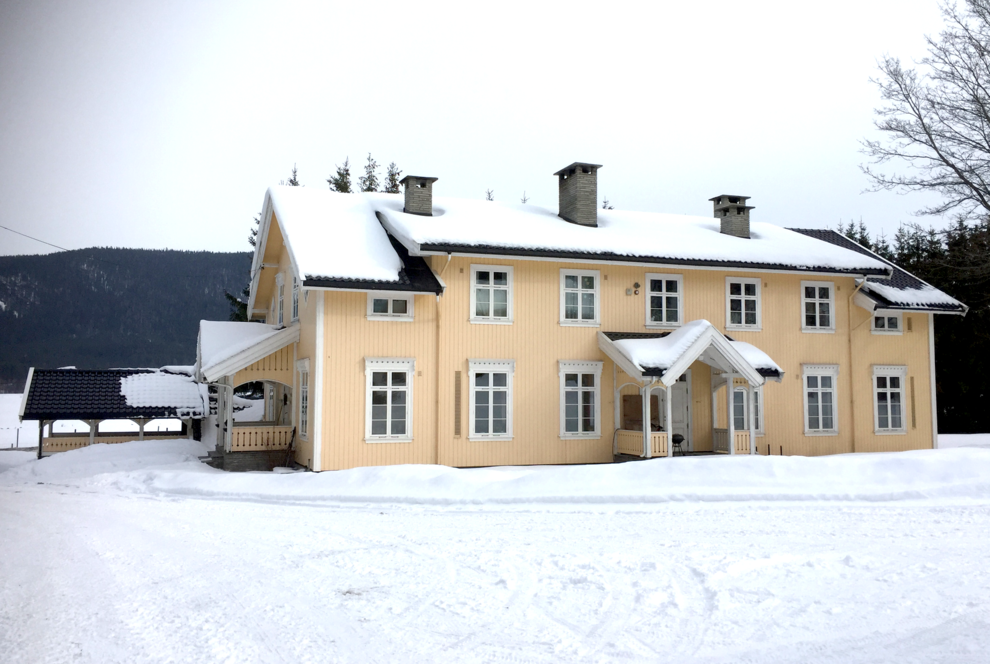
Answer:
[
  {"xmin": 940, "ymin": 433, "xmax": 990, "ymax": 449},
  {"xmin": 1, "ymin": 441, "xmax": 989, "ymax": 663}
]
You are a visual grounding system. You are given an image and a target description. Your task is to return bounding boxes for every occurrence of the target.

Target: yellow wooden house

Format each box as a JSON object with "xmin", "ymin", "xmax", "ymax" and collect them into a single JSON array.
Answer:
[{"xmin": 205, "ymin": 162, "xmax": 967, "ymax": 471}]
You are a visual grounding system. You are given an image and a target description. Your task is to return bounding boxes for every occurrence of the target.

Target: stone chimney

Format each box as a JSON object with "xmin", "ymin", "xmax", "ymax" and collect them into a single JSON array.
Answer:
[
  {"xmin": 399, "ymin": 175, "xmax": 439, "ymax": 216},
  {"xmin": 710, "ymin": 195, "xmax": 754, "ymax": 239},
  {"xmin": 554, "ymin": 162, "xmax": 602, "ymax": 227}
]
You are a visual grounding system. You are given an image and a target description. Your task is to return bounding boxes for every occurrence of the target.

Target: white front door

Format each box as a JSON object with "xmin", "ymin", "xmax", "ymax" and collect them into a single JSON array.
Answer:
[{"xmin": 671, "ymin": 373, "xmax": 691, "ymax": 450}]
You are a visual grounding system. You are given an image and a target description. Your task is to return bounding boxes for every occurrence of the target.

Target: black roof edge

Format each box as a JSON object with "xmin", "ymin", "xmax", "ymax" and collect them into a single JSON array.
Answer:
[
  {"xmin": 303, "ymin": 233, "xmax": 444, "ymax": 295},
  {"xmin": 418, "ymin": 243, "xmax": 889, "ymax": 276}
]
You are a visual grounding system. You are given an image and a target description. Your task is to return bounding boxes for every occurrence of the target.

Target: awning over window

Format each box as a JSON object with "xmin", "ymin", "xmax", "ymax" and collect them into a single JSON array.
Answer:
[{"xmin": 597, "ymin": 319, "xmax": 784, "ymax": 386}]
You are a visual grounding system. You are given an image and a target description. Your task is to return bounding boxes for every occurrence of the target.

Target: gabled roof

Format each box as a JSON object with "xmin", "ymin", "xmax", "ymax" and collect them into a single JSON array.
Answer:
[
  {"xmin": 598, "ymin": 320, "xmax": 783, "ymax": 387},
  {"xmin": 196, "ymin": 321, "xmax": 300, "ymax": 383},
  {"xmin": 788, "ymin": 229, "xmax": 967, "ymax": 314},
  {"xmin": 20, "ymin": 368, "xmax": 205, "ymax": 421}
]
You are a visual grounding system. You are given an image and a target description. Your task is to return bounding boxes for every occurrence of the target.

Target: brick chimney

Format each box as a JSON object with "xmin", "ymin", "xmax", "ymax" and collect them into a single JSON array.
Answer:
[
  {"xmin": 710, "ymin": 195, "xmax": 754, "ymax": 239},
  {"xmin": 554, "ymin": 162, "xmax": 602, "ymax": 227},
  {"xmin": 399, "ymin": 175, "xmax": 438, "ymax": 216}
]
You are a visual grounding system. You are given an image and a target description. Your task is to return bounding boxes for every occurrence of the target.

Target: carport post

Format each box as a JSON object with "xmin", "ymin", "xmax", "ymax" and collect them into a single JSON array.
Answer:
[
  {"xmin": 37, "ymin": 420, "xmax": 44, "ymax": 459},
  {"xmin": 642, "ymin": 383, "xmax": 652, "ymax": 459}
]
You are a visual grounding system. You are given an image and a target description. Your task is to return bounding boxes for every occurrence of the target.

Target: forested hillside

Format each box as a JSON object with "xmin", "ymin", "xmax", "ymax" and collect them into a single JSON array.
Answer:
[{"xmin": 0, "ymin": 248, "xmax": 250, "ymax": 392}]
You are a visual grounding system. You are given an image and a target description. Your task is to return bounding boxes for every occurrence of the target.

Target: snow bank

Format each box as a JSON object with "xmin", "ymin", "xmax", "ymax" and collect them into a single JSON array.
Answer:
[
  {"xmin": 3, "ymin": 439, "xmax": 990, "ymax": 507},
  {"xmin": 939, "ymin": 433, "xmax": 990, "ymax": 450}
]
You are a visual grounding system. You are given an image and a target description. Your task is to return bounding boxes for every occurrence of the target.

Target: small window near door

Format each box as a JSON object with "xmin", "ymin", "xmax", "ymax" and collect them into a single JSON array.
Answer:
[{"xmin": 871, "ymin": 311, "xmax": 903, "ymax": 335}]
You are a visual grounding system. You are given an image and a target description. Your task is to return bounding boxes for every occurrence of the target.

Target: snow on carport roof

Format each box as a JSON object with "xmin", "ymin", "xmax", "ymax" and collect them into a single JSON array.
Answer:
[
  {"xmin": 267, "ymin": 186, "xmax": 404, "ymax": 282},
  {"xmin": 371, "ymin": 194, "xmax": 891, "ymax": 274}
]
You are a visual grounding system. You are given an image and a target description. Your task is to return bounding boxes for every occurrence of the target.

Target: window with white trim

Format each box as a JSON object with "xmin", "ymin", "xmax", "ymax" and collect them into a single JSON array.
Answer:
[
  {"xmin": 560, "ymin": 269, "xmax": 600, "ymax": 325},
  {"xmin": 364, "ymin": 358, "xmax": 415, "ymax": 442},
  {"xmin": 732, "ymin": 386, "xmax": 764, "ymax": 435},
  {"xmin": 801, "ymin": 281, "xmax": 834, "ymax": 332},
  {"xmin": 292, "ymin": 277, "xmax": 299, "ymax": 321},
  {"xmin": 296, "ymin": 359, "xmax": 310, "ymax": 439},
  {"xmin": 468, "ymin": 360, "xmax": 514, "ymax": 440},
  {"xmin": 726, "ymin": 277, "xmax": 761, "ymax": 329},
  {"xmin": 871, "ymin": 311, "xmax": 903, "ymax": 335},
  {"xmin": 646, "ymin": 273, "xmax": 683, "ymax": 327},
  {"xmin": 559, "ymin": 361, "xmax": 603, "ymax": 438},
  {"xmin": 276, "ymin": 273, "xmax": 285, "ymax": 326},
  {"xmin": 367, "ymin": 292, "xmax": 414, "ymax": 321},
  {"xmin": 803, "ymin": 365, "xmax": 838, "ymax": 435},
  {"xmin": 873, "ymin": 366, "xmax": 907, "ymax": 434},
  {"xmin": 471, "ymin": 265, "xmax": 513, "ymax": 323}
]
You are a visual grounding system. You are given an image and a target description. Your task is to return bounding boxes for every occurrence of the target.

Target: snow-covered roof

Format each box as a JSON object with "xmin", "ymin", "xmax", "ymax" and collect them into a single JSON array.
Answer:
[
  {"xmin": 120, "ymin": 372, "xmax": 205, "ymax": 418},
  {"xmin": 599, "ymin": 320, "xmax": 783, "ymax": 387},
  {"xmin": 257, "ymin": 188, "xmax": 891, "ymax": 287},
  {"xmin": 196, "ymin": 321, "xmax": 300, "ymax": 383}
]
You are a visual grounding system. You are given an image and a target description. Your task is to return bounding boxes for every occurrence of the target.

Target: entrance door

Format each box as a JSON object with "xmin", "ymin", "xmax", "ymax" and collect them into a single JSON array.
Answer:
[{"xmin": 671, "ymin": 373, "xmax": 691, "ymax": 450}]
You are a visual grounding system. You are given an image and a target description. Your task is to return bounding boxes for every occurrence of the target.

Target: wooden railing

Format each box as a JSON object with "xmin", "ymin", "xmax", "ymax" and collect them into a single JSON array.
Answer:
[
  {"xmin": 42, "ymin": 434, "xmax": 182, "ymax": 453},
  {"xmin": 230, "ymin": 425, "xmax": 293, "ymax": 451},
  {"xmin": 713, "ymin": 429, "xmax": 750, "ymax": 454},
  {"xmin": 615, "ymin": 429, "xmax": 668, "ymax": 457}
]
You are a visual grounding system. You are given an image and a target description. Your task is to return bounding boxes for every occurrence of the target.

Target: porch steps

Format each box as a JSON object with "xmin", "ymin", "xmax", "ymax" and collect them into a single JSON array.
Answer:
[{"xmin": 199, "ymin": 448, "xmax": 225, "ymax": 470}]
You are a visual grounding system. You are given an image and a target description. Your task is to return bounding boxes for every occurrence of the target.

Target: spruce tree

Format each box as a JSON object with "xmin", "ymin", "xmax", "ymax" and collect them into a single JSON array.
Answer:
[
  {"xmin": 327, "ymin": 158, "xmax": 353, "ymax": 193},
  {"xmin": 383, "ymin": 162, "xmax": 402, "ymax": 193},
  {"xmin": 286, "ymin": 164, "xmax": 301, "ymax": 186},
  {"xmin": 359, "ymin": 153, "xmax": 380, "ymax": 192},
  {"xmin": 485, "ymin": 189, "xmax": 494, "ymax": 201},
  {"xmin": 602, "ymin": 197, "xmax": 614, "ymax": 210}
]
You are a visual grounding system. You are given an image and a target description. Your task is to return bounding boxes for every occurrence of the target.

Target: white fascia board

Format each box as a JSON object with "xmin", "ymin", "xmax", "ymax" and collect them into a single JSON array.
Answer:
[
  {"xmin": 201, "ymin": 325, "xmax": 301, "ymax": 383},
  {"xmin": 247, "ymin": 192, "xmax": 274, "ymax": 316},
  {"xmin": 18, "ymin": 367, "xmax": 34, "ymax": 421},
  {"xmin": 596, "ymin": 331, "xmax": 646, "ymax": 384},
  {"xmin": 301, "ymin": 285, "xmax": 439, "ymax": 295}
]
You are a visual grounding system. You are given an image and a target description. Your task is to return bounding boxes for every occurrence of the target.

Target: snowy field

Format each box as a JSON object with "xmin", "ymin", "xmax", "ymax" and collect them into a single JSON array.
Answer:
[{"xmin": 1, "ymin": 439, "xmax": 989, "ymax": 663}]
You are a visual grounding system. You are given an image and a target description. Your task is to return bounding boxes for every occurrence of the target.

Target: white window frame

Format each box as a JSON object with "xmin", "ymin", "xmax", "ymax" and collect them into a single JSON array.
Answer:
[
  {"xmin": 873, "ymin": 365, "xmax": 908, "ymax": 434},
  {"xmin": 645, "ymin": 273, "xmax": 684, "ymax": 328},
  {"xmin": 470, "ymin": 265, "xmax": 514, "ymax": 324},
  {"xmin": 296, "ymin": 359, "xmax": 310, "ymax": 440},
  {"xmin": 802, "ymin": 364, "xmax": 839, "ymax": 436},
  {"xmin": 364, "ymin": 358, "xmax": 415, "ymax": 443},
  {"xmin": 725, "ymin": 277, "xmax": 762, "ymax": 331},
  {"xmin": 276, "ymin": 273, "xmax": 285, "ymax": 327},
  {"xmin": 801, "ymin": 281, "xmax": 835, "ymax": 333},
  {"xmin": 558, "ymin": 360, "xmax": 603, "ymax": 439},
  {"xmin": 366, "ymin": 292, "xmax": 415, "ymax": 321},
  {"xmin": 732, "ymin": 385, "xmax": 765, "ymax": 436},
  {"xmin": 871, "ymin": 310, "xmax": 904, "ymax": 335},
  {"xmin": 559, "ymin": 268, "xmax": 601, "ymax": 326},
  {"xmin": 467, "ymin": 359, "xmax": 514, "ymax": 441},
  {"xmin": 292, "ymin": 277, "xmax": 299, "ymax": 321}
]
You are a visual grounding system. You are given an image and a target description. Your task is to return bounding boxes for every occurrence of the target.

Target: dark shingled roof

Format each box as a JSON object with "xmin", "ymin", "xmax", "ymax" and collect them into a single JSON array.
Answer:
[
  {"xmin": 22, "ymin": 368, "xmax": 202, "ymax": 420},
  {"xmin": 788, "ymin": 229, "xmax": 966, "ymax": 313},
  {"xmin": 303, "ymin": 234, "xmax": 444, "ymax": 294}
]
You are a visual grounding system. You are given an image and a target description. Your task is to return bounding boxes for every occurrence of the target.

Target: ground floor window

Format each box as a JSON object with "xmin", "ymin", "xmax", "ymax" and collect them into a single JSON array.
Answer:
[
  {"xmin": 873, "ymin": 365, "xmax": 907, "ymax": 434},
  {"xmin": 364, "ymin": 358, "xmax": 415, "ymax": 442},
  {"xmin": 296, "ymin": 359, "xmax": 310, "ymax": 439},
  {"xmin": 559, "ymin": 360, "xmax": 603, "ymax": 438},
  {"xmin": 803, "ymin": 365, "xmax": 838, "ymax": 435},
  {"xmin": 732, "ymin": 386, "xmax": 764, "ymax": 434},
  {"xmin": 468, "ymin": 360, "xmax": 514, "ymax": 440}
]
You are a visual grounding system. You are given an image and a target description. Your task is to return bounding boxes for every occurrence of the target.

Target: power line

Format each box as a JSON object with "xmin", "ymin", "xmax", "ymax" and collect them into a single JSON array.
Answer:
[{"xmin": 0, "ymin": 224, "xmax": 122, "ymax": 268}]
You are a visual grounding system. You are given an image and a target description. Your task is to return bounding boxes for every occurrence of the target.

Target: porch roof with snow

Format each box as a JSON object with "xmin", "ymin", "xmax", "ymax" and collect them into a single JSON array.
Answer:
[
  {"xmin": 19, "ymin": 368, "xmax": 206, "ymax": 421},
  {"xmin": 195, "ymin": 321, "xmax": 300, "ymax": 383},
  {"xmin": 597, "ymin": 320, "xmax": 784, "ymax": 387}
]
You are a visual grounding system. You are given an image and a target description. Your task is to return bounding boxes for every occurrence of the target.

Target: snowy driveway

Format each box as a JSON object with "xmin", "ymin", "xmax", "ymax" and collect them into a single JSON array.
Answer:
[{"xmin": 2, "ymin": 482, "xmax": 989, "ymax": 663}]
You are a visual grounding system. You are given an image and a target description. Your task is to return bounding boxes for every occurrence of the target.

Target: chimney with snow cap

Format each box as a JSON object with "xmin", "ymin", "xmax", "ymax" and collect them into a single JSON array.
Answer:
[
  {"xmin": 710, "ymin": 195, "xmax": 753, "ymax": 239},
  {"xmin": 400, "ymin": 175, "xmax": 438, "ymax": 216},
  {"xmin": 554, "ymin": 162, "xmax": 602, "ymax": 227}
]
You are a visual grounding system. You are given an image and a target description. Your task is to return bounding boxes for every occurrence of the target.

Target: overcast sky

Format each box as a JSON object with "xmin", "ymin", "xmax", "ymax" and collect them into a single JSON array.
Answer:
[{"xmin": 0, "ymin": 0, "xmax": 953, "ymax": 257}]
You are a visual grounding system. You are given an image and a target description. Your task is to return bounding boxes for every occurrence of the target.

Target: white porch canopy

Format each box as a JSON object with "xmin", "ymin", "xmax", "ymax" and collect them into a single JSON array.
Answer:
[{"xmin": 597, "ymin": 320, "xmax": 783, "ymax": 459}]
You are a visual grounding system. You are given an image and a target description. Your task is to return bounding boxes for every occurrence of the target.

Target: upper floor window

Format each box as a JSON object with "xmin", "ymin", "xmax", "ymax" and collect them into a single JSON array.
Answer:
[
  {"xmin": 560, "ymin": 269, "xmax": 600, "ymax": 326},
  {"xmin": 872, "ymin": 311, "xmax": 903, "ymax": 335},
  {"xmin": 292, "ymin": 277, "xmax": 299, "ymax": 321},
  {"xmin": 471, "ymin": 265, "xmax": 513, "ymax": 324},
  {"xmin": 726, "ymin": 277, "xmax": 761, "ymax": 330},
  {"xmin": 468, "ymin": 360, "xmax": 514, "ymax": 440},
  {"xmin": 367, "ymin": 292, "xmax": 414, "ymax": 321},
  {"xmin": 803, "ymin": 364, "xmax": 838, "ymax": 436},
  {"xmin": 559, "ymin": 361, "xmax": 603, "ymax": 438},
  {"xmin": 276, "ymin": 273, "xmax": 285, "ymax": 326},
  {"xmin": 364, "ymin": 358, "xmax": 415, "ymax": 443},
  {"xmin": 873, "ymin": 365, "xmax": 907, "ymax": 434},
  {"xmin": 646, "ymin": 274, "xmax": 683, "ymax": 328},
  {"xmin": 801, "ymin": 281, "xmax": 834, "ymax": 332}
]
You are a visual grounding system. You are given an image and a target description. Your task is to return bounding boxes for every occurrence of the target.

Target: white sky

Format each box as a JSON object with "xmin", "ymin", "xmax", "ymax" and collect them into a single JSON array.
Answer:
[{"xmin": 0, "ymin": 0, "xmax": 952, "ymax": 257}]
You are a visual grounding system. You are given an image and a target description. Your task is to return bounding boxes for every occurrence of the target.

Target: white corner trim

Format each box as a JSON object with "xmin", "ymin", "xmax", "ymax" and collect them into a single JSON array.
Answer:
[
  {"xmin": 929, "ymin": 314, "xmax": 939, "ymax": 448},
  {"xmin": 312, "ymin": 294, "xmax": 324, "ymax": 471},
  {"xmin": 18, "ymin": 367, "xmax": 34, "ymax": 421}
]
